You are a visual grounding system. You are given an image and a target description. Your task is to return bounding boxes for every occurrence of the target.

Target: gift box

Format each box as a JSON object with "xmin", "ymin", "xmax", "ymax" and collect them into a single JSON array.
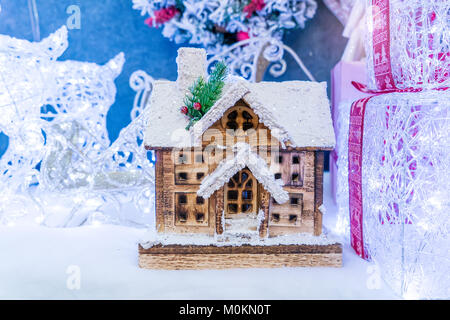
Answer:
[
  {"xmin": 330, "ymin": 60, "xmax": 368, "ymax": 203},
  {"xmin": 336, "ymin": 90, "xmax": 450, "ymax": 299},
  {"xmin": 334, "ymin": 0, "xmax": 450, "ymax": 299},
  {"xmin": 365, "ymin": 0, "xmax": 450, "ymax": 90}
]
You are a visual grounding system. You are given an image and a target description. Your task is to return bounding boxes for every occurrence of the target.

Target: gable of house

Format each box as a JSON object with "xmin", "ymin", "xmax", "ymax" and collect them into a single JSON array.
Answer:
[{"xmin": 144, "ymin": 49, "xmax": 335, "ymax": 151}]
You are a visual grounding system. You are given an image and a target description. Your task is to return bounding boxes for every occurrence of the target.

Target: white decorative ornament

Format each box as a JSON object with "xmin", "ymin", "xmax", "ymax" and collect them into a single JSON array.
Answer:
[
  {"xmin": 132, "ymin": 0, "xmax": 318, "ymax": 81},
  {"xmin": 0, "ymin": 27, "xmax": 69, "ymax": 194},
  {"xmin": 336, "ymin": 91, "xmax": 450, "ymax": 299},
  {"xmin": 206, "ymin": 37, "xmax": 316, "ymax": 82},
  {"xmin": 0, "ymin": 26, "xmax": 156, "ymax": 228}
]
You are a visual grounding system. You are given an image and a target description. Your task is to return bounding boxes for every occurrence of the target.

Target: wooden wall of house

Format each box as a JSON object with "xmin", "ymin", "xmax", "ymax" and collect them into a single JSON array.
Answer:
[
  {"xmin": 201, "ymin": 101, "xmax": 278, "ymax": 151},
  {"xmin": 155, "ymin": 148, "xmax": 324, "ymax": 237},
  {"xmin": 154, "ymin": 149, "xmax": 216, "ymax": 235},
  {"xmin": 153, "ymin": 96, "xmax": 326, "ymax": 238},
  {"xmin": 267, "ymin": 150, "xmax": 320, "ymax": 237}
]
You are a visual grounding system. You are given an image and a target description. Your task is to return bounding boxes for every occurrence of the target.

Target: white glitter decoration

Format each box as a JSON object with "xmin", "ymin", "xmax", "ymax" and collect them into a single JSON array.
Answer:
[
  {"xmin": 206, "ymin": 36, "xmax": 316, "ymax": 82},
  {"xmin": 336, "ymin": 91, "xmax": 450, "ymax": 299},
  {"xmin": 0, "ymin": 27, "xmax": 69, "ymax": 194},
  {"xmin": 132, "ymin": 0, "xmax": 318, "ymax": 82},
  {"xmin": 365, "ymin": 0, "xmax": 450, "ymax": 90},
  {"xmin": 132, "ymin": 0, "xmax": 317, "ymax": 53},
  {"xmin": 0, "ymin": 27, "xmax": 156, "ymax": 227}
]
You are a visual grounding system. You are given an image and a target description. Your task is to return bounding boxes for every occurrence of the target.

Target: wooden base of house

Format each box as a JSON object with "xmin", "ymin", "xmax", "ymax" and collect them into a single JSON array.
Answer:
[{"xmin": 138, "ymin": 243, "xmax": 342, "ymax": 270}]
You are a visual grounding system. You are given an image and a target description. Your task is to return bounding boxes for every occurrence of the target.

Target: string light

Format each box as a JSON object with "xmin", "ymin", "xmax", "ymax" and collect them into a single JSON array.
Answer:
[
  {"xmin": 365, "ymin": 0, "xmax": 450, "ymax": 90},
  {"xmin": 0, "ymin": 26, "xmax": 155, "ymax": 228},
  {"xmin": 336, "ymin": 91, "xmax": 450, "ymax": 299}
]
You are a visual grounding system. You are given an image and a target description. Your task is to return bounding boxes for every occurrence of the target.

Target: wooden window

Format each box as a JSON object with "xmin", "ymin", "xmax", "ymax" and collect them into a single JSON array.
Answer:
[
  {"xmin": 242, "ymin": 190, "xmax": 252, "ymax": 200},
  {"xmin": 224, "ymin": 168, "xmax": 257, "ymax": 216},
  {"xmin": 195, "ymin": 154, "xmax": 204, "ymax": 163},
  {"xmin": 228, "ymin": 203, "xmax": 238, "ymax": 213},
  {"xmin": 178, "ymin": 172, "xmax": 188, "ymax": 181},
  {"xmin": 196, "ymin": 196, "xmax": 204, "ymax": 205},
  {"xmin": 243, "ymin": 122, "xmax": 253, "ymax": 131},
  {"xmin": 175, "ymin": 193, "xmax": 208, "ymax": 226},
  {"xmin": 175, "ymin": 150, "xmax": 208, "ymax": 185},
  {"xmin": 281, "ymin": 152, "xmax": 305, "ymax": 187},
  {"xmin": 226, "ymin": 110, "xmax": 238, "ymax": 130},
  {"xmin": 196, "ymin": 172, "xmax": 204, "ymax": 180},
  {"xmin": 222, "ymin": 106, "xmax": 258, "ymax": 133},
  {"xmin": 228, "ymin": 190, "xmax": 238, "ymax": 200},
  {"xmin": 178, "ymin": 194, "xmax": 187, "ymax": 204},
  {"xmin": 274, "ymin": 173, "xmax": 282, "ymax": 180},
  {"xmin": 272, "ymin": 213, "xmax": 280, "ymax": 222},
  {"xmin": 226, "ymin": 121, "xmax": 238, "ymax": 130},
  {"xmin": 178, "ymin": 211, "xmax": 187, "ymax": 222},
  {"xmin": 270, "ymin": 193, "xmax": 303, "ymax": 226},
  {"xmin": 242, "ymin": 111, "xmax": 254, "ymax": 131},
  {"xmin": 290, "ymin": 197, "xmax": 299, "ymax": 206},
  {"xmin": 178, "ymin": 153, "xmax": 188, "ymax": 164}
]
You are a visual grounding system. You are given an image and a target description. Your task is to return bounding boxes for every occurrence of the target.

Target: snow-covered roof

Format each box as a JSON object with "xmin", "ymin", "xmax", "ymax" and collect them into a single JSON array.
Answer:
[
  {"xmin": 190, "ymin": 81, "xmax": 292, "ymax": 146},
  {"xmin": 144, "ymin": 48, "xmax": 335, "ymax": 149},
  {"xmin": 197, "ymin": 143, "xmax": 289, "ymax": 204}
]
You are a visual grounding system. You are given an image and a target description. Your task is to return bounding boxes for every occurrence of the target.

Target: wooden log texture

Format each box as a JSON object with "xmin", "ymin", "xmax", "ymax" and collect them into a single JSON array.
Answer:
[
  {"xmin": 154, "ymin": 150, "xmax": 165, "ymax": 232},
  {"xmin": 139, "ymin": 253, "xmax": 342, "ymax": 269},
  {"xmin": 258, "ymin": 185, "xmax": 270, "ymax": 238},
  {"xmin": 215, "ymin": 188, "xmax": 224, "ymax": 235},
  {"xmin": 138, "ymin": 243, "xmax": 342, "ymax": 269},
  {"xmin": 314, "ymin": 151, "xmax": 324, "ymax": 236}
]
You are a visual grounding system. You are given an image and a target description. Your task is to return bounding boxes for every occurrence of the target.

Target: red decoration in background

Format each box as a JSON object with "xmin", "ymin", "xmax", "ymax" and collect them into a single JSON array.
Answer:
[
  {"xmin": 145, "ymin": 6, "xmax": 179, "ymax": 28},
  {"xmin": 180, "ymin": 106, "xmax": 188, "ymax": 115},
  {"xmin": 194, "ymin": 102, "xmax": 202, "ymax": 111},
  {"xmin": 243, "ymin": 0, "xmax": 266, "ymax": 18},
  {"xmin": 236, "ymin": 31, "xmax": 250, "ymax": 42},
  {"xmin": 348, "ymin": 0, "xmax": 449, "ymax": 260}
]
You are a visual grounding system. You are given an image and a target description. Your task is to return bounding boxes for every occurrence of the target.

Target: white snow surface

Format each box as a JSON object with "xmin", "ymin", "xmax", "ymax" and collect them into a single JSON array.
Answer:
[
  {"xmin": 0, "ymin": 173, "xmax": 398, "ymax": 299},
  {"xmin": 144, "ymin": 80, "xmax": 336, "ymax": 149},
  {"xmin": 197, "ymin": 142, "xmax": 289, "ymax": 204},
  {"xmin": 140, "ymin": 229, "xmax": 338, "ymax": 249}
]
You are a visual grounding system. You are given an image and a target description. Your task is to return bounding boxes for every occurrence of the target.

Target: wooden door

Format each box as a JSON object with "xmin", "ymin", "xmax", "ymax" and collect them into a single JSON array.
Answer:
[{"xmin": 224, "ymin": 168, "xmax": 258, "ymax": 217}]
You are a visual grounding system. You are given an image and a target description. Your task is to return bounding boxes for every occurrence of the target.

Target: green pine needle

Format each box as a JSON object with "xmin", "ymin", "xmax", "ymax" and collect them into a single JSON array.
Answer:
[{"xmin": 183, "ymin": 60, "xmax": 228, "ymax": 130}]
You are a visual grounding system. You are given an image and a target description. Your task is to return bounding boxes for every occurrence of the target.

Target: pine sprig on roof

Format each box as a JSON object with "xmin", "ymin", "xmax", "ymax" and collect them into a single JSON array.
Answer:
[{"xmin": 181, "ymin": 61, "xmax": 228, "ymax": 130}]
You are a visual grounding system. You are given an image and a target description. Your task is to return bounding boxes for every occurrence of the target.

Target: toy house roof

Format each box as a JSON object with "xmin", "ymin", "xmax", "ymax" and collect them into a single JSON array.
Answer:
[{"xmin": 144, "ymin": 48, "xmax": 335, "ymax": 150}]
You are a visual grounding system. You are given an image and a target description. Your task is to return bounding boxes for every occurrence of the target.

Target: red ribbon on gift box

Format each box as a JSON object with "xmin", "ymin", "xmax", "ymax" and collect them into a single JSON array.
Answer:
[{"xmin": 348, "ymin": 0, "xmax": 449, "ymax": 260}]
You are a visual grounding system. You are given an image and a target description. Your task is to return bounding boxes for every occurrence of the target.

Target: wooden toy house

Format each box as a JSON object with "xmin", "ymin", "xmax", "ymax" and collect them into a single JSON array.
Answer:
[{"xmin": 139, "ymin": 48, "xmax": 341, "ymax": 269}]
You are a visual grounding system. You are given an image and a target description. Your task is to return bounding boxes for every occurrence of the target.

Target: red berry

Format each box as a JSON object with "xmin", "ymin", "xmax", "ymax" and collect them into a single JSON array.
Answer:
[
  {"xmin": 237, "ymin": 31, "xmax": 250, "ymax": 41},
  {"xmin": 180, "ymin": 106, "xmax": 188, "ymax": 114},
  {"xmin": 194, "ymin": 102, "xmax": 202, "ymax": 110},
  {"xmin": 144, "ymin": 17, "xmax": 153, "ymax": 27}
]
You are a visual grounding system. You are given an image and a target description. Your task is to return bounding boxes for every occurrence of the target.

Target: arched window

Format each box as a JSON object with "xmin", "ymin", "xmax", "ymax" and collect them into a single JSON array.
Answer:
[{"xmin": 221, "ymin": 105, "xmax": 259, "ymax": 133}]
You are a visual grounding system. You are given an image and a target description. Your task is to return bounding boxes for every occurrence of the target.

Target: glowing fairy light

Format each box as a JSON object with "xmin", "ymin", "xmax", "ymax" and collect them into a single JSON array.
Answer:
[
  {"xmin": 336, "ymin": 91, "xmax": 450, "ymax": 299},
  {"xmin": 365, "ymin": 0, "xmax": 450, "ymax": 90},
  {"xmin": 0, "ymin": 26, "xmax": 155, "ymax": 228},
  {"xmin": 333, "ymin": 0, "xmax": 450, "ymax": 298}
]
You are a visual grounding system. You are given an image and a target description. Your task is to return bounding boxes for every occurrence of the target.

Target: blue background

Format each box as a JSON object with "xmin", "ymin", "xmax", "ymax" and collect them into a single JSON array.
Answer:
[{"xmin": 0, "ymin": 0, "xmax": 347, "ymax": 167}]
